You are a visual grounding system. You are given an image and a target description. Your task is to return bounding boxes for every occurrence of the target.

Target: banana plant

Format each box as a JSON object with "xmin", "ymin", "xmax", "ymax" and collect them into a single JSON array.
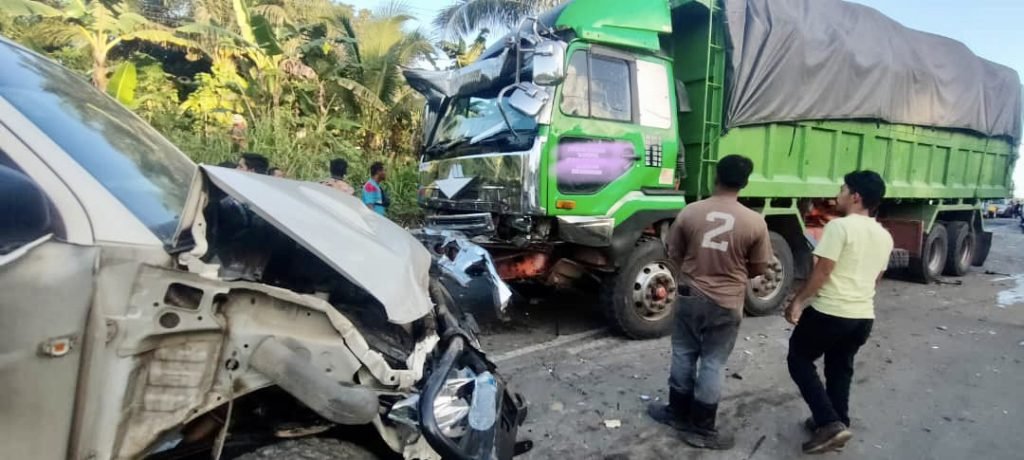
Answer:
[{"xmin": 0, "ymin": 0, "xmax": 196, "ymax": 90}]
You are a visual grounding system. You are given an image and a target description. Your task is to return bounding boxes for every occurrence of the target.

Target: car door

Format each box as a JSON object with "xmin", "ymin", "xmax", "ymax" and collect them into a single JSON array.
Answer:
[{"xmin": 0, "ymin": 145, "xmax": 96, "ymax": 459}]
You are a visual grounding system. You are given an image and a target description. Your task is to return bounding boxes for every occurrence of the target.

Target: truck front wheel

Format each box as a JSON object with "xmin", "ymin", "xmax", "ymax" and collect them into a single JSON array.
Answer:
[
  {"xmin": 744, "ymin": 232, "xmax": 795, "ymax": 316},
  {"xmin": 603, "ymin": 239, "xmax": 679, "ymax": 339}
]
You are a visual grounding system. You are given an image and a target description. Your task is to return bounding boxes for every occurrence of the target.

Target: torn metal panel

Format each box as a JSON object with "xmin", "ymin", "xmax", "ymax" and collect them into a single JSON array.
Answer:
[
  {"xmin": 200, "ymin": 166, "xmax": 434, "ymax": 325},
  {"xmin": 402, "ymin": 49, "xmax": 515, "ymax": 104},
  {"xmin": 413, "ymin": 229, "xmax": 513, "ymax": 321},
  {"xmin": 112, "ymin": 264, "xmax": 444, "ymax": 457}
]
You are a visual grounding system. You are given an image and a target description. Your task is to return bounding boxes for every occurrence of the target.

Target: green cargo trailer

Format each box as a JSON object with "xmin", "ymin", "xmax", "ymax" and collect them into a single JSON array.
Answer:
[{"xmin": 404, "ymin": 0, "xmax": 1021, "ymax": 339}]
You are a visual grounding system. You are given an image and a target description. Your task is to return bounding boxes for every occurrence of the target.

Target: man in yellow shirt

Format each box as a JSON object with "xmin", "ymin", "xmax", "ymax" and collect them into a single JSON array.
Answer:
[{"xmin": 784, "ymin": 170, "xmax": 894, "ymax": 454}]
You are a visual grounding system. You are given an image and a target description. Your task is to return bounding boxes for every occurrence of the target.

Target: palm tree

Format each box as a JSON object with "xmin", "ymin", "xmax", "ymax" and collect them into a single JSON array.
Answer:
[
  {"xmin": 310, "ymin": 3, "xmax": 432, "ymax": 153},
  {"xmin": 0, "ymin": 0, "xmax": 194, "ymax": 90},
  {"xmin": 439, "ymin": 28, "xmax": 489, "ymax": 68},
  {"xmin": 434, "ymin": 0, "xmax": 562, "ymax": 39}
]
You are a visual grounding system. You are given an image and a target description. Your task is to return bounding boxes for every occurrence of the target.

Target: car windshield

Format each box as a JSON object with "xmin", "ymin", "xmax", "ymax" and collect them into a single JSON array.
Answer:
[
  {"xmin": 425, "ymin": 94, "xmax": 538, "ymax": 161},
  {"xmin": 0, "ymin": 41, "xmax": 195, "ymax": 245}
]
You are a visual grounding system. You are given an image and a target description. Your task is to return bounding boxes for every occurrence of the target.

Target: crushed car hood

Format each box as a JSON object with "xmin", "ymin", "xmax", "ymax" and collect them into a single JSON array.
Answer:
[{"xmin": 193, "ymin": 166, "xmax": 433, "ymax": 324}]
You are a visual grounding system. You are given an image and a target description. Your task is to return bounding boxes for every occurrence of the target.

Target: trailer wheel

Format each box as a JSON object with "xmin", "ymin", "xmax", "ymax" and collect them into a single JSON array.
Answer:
[
  {"xmin": 911, "ymin": 223, "xmax": 948, "ymax": 283},
  {"xmin": 602, "ymin": 238, "xmax": 679, "ymax": 339},
  {"xmin": 971, "ymin": 228, "xmax": 993, "ymax": 267},
  {"xmin": 744, "ymin": 232, "xmax": 795, "ymax": 316},
  {"xmin": 233, "ymin": 438, "xmax": 378, "ymax": 460},
  {"xmin": 942, "ymin": 222, "xmax": 973, "ymax": 277}
]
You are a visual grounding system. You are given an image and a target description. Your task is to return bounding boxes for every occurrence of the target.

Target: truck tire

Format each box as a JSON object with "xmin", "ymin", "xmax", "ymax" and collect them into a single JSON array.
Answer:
[
  {"xmin": 911, "ymin": 223, "xmax": 948, "ymax": 283},
  {"xmin": 942, "ymin": 221, "xmax": 973, "ymax": 277},
  {"xmin": 602, "ymin": 238, "xmax": 679, "ymax": 340},
  {"xmin": 744, "ymin": 232, "xmax": 795, "ymax": 317},
  {"xmin": 233, "ymin": 438, "xmax": 378, "ymax": 460}
]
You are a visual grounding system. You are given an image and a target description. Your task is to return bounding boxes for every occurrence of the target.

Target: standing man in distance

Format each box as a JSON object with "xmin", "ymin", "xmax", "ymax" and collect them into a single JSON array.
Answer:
[
  {"xmin": 362, "ymin": 161, "xmax": 390, "ymax": 216},
  {"xmin": 784, "ymin": 170, "xmax": 893, "ymax": 454},
  {"xmin": 648, "ymin": 154, "xmax": 773, "ymax": 450},
  {"xmin": 322, "ymin": 158, "xmax": 355, "ymax": 195}
]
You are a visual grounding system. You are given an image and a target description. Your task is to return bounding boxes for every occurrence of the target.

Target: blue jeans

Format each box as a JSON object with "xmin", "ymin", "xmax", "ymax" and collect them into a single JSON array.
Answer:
[{"xmin": 669, "ymin": 293, "xmax": 742, "ymax": 405}]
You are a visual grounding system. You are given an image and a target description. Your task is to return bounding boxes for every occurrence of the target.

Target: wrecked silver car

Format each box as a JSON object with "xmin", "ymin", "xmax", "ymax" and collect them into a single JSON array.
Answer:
[{"xmin": 0, "ymin": 38, "xmax": 527, "ymax": 459}]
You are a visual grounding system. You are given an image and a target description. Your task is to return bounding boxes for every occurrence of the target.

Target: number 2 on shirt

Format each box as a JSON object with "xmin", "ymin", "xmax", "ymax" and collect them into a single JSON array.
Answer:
[{"xmin": 701, "ymin": 212, "xmax": 735, "ymax": 252}]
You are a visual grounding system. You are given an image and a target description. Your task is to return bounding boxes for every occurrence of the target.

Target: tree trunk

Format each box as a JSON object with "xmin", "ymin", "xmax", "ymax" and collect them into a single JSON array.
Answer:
[{"xmin": 92, "ymin": 49, "xmax": 108, "ymax": 90}]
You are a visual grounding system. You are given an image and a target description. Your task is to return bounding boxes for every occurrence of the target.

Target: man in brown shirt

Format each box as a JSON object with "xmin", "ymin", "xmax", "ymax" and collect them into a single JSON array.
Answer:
[{"xmin": 648, "ymin": 154, "xmax": 773, "ymax": 450}]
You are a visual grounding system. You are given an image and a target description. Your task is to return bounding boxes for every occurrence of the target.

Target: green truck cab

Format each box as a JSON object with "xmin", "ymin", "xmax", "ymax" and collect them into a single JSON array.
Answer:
[{"xmin": 405, "ymin": 0, "xmax": 1021, "ymax": 339}]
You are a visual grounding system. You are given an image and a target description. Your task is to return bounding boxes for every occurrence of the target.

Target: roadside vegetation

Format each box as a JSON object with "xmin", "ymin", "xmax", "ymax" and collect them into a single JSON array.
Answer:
[{"xmin": 0, "ymin": 0, "xmax": 549, "ymax": 224}]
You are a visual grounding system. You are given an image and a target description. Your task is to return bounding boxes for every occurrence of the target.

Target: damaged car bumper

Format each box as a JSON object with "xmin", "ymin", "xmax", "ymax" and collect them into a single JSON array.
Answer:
[{"xmin": 416, "ymin": 335, "xmax": 528, "ymax": 460}]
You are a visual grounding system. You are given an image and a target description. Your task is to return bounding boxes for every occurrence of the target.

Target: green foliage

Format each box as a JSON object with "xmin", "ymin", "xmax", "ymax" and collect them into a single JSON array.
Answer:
[
  {"xmin": 181, "ymin": 57, "xmax": 250, "ymax": 126},
  {"xmin": 108, "ymin": 61, "xmax": 137, "ymax": 105},
  {"xmin": 2, "ymin": 0, "xmax": 434, "ymax": 224}
]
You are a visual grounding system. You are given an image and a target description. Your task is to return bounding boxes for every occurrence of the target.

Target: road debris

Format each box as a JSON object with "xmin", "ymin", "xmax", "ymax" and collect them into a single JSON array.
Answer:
[
  {"xmin": 730, "ymin": 372, "xmax": 743, "ymax": 380},
  {"xmin": 746, "ymin": 434, "xmax": 767, "ymax": 459},
  {"xmin": 936, "ymin": 326, "xmax": 948, "ymax": 331},
  {"xmin": 639, "ymin": 395, "xmax": 651, "ymax": 401},
  {"xmin": 603, "ymin": 419, "xmax": 622, "ymax": 429}
]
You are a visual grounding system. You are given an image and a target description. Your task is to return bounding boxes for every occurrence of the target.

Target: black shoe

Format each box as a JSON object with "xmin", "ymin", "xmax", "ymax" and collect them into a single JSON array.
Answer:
[
  {"xmin": 802, "ymin": 421, "xmax": 852, "ymax": 454},
  {"xmin": 803, "ymin": 418, "xmax": 847, "ymax": 450},
  {"xmin": 680, "ymin": 426, "xmax": 736, "ymax": 450},
  {"xmin": 680, "ymin": 400, "xmax": 735, "ymax": 450},
  {"xmin": 648, "ymin": 390, "xmax": 693, "ymax": 431},
  {"xmin": 647, "ymin": 403, "xmax": 691, "ymax": 431}
]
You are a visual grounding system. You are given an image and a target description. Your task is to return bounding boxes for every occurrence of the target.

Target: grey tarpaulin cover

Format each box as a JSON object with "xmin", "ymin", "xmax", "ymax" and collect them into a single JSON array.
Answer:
[{"xmin": 723, "ymin": 0, "xmax": 1022, "ymax": 141}]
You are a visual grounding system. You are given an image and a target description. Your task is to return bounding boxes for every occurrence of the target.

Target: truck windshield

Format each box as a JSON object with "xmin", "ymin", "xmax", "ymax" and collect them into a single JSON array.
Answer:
[
  {"xmin": 425, "ymin": 94, "xmax": 538, "ymax": 161},
  {"xmin": 0, "ymin": 41, "xmax": 195, "ymax": 245}
]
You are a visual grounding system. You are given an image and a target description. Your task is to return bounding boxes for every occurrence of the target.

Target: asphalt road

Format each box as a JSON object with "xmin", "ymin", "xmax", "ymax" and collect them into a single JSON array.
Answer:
[{"xmin": 484, "ymin": 218, "xmax": 1024, "ymax": 460}]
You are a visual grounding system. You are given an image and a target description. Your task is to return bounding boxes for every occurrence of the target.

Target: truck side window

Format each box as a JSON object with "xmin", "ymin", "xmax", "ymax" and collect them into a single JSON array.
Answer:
[
  {"xmin": 560, "ymin": 51, "xmax": 633, "ymax": 122},
  {"xmin": 590, "ymin": 56, "xmax": 632, "ymax": 122},
  {"xmin": 562, "ymin": 52, "xmax": 590, "ymax": 117},
  {"xmin": 636, "ymin": 60, "xmax": 672, "ymax": 129}
]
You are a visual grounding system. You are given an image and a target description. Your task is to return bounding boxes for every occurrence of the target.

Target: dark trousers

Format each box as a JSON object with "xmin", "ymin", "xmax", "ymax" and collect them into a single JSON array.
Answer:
[
  {"xmin": 787, "ymin": 307, "xmax": 873, "ymax": 427},
  {"xmin": 669, "ymin": 294, "xmax": 742, "ymax": 405}
]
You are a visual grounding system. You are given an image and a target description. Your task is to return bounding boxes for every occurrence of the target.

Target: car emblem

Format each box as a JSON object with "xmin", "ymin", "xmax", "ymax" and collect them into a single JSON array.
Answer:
[{"xmin": 435, "ymin": 164, "xmax": 473, "ymax": 198}]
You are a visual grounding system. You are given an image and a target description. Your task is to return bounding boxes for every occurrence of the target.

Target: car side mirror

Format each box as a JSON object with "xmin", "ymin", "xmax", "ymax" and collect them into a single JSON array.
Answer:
[
  {"xmin": 532, "ymin": 40, "xmax": 567, "ymax": 86},
  {"xmin": 0, "ymin": 164, "xmax": 53, "ymax": 253}
]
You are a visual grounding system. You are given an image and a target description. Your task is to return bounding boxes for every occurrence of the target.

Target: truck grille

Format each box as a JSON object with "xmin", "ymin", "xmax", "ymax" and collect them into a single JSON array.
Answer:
[{"xmin": 425, "ymin": 213, "xmax": 495, "ymax": 236}]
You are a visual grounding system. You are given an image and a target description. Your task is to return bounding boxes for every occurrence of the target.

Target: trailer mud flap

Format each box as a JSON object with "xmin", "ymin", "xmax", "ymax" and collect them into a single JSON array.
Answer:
[{"xmin": 971, "ymin": 230, "xmax": 992, "ymax": 267}]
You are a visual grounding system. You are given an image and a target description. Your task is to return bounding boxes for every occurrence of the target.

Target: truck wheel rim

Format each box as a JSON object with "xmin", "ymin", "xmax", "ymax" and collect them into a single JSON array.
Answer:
[
  {"xmin": 750, "ymin": 256, "xmax": 784, "ymax": 301},
  {"xmin": 927, "ymin": 238, "xmax": 945, "ymax": 273},
  {"xmin": 632, "ymin": 262, "xmax": 676, "ymax": 322}
]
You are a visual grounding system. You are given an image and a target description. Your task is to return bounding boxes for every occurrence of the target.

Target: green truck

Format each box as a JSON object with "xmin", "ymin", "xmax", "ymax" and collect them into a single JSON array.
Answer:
[{"xmin": 404, "ymin": 0, "xmax": 1022, "ymax": 339}]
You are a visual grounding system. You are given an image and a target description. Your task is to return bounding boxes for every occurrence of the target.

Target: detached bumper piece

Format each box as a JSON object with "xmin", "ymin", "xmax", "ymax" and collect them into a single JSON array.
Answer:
[{"xmin": 419, "ymin": 335, "xmax": 529, "ymax": 460}]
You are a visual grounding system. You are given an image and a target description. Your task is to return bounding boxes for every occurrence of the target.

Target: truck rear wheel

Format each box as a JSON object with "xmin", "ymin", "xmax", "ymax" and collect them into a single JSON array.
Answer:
[
  {"xmin": 911, "ymin": 223, "xmax": 948, "ymax": 283},
  {"xmin": 744, "ymin": 232, "xmax": 795, "ymax": 316},
  {"xmin": 943, "ymin": 221, "xmax": 973, "ymax": 277},
  {"xmin": 602, "ymin": 239, "xmax": 679, "ymax": 339}
]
